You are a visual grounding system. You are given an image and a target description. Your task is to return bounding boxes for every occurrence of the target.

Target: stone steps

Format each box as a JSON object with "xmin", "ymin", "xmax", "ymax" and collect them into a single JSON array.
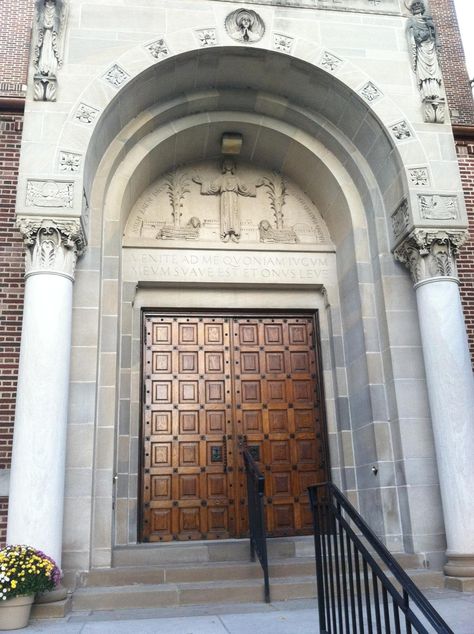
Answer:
[{"xmin": 31, "ymin": 538, "xmax": 442, "ymax": 618}]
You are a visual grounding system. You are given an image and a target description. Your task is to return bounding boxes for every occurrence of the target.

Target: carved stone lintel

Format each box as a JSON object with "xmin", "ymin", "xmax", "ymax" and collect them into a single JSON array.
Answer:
[
  {"xmin": 17, "ymin": 217, "xmax": 86, "ymax": 281},
  {"xmin": 394, "ymin": 228, "xmax": 468, "ymax": 286}
]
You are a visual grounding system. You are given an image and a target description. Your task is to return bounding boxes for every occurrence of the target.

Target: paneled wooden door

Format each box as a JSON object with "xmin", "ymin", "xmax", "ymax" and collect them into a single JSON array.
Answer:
[{"xmin": 140, "ymin": 313, "xmax": 328, "ymax": 542}]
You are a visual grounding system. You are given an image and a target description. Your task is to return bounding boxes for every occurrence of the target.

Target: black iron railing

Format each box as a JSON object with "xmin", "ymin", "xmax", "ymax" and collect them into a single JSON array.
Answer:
[
  {"xmin": 243, "ymin": 446, "xmax": 271, "ymax": 603},
  {"xmin": 308, "ymin": 482, "xmax": 454, "ymax": 634}
]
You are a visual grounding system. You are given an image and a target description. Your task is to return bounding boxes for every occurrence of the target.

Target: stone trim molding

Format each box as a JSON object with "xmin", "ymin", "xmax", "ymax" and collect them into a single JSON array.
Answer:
[
  {"xmin": 394, "ymin": 228, "xmax": 468, "ymax": 285},
  {"xmin": 17, "ymin": 216, "xmax": 86, "ymax": 281}
]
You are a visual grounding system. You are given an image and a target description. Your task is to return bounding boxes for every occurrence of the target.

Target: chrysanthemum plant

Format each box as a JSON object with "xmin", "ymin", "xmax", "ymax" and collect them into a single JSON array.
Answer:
[{"xmin": 0, "ymin": 545, "xmax": 61, "ymax": 601}]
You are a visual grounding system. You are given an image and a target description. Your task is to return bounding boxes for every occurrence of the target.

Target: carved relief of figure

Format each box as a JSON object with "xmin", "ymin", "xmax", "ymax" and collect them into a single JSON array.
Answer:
[
  {"xmin": 406, "ymin": 0, "xmax": 445, "ymax": 122},
  {"xmin": 34, "ymin": 0, "xmax": 68, "ymax": 101},
  {"xmin": 225, "ymin": 9, "xmax": 265, "ymax": 44},
  {"xmin": 194, "ymin": 160, "xmax": 261, "ymax": 243}
]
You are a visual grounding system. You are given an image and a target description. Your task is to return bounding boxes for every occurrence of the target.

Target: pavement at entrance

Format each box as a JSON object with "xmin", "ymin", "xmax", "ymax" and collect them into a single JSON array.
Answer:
[{"xmin": 6, "ymin": 592, "xmax": 474, "ymax": 633}]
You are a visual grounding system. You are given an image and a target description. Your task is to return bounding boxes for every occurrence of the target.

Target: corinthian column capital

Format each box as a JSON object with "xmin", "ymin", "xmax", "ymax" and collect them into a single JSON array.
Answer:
[
  {"xmin": 394, "ymin": 228, "xmax": 468, "ymax": 287},
  {"xmin": 17, "ymin": 216, "xmax": 87, "ymax": 281}
]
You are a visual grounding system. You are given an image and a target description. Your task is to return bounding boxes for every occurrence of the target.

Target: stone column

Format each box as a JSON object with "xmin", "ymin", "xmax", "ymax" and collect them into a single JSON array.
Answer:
[
  {"xmin": 7, "ymin": 217, "xmax": 85, "ymax": 569},
  {"xmin": 395, "ymin": 229, "xmax": 474, "ymax": 583}
]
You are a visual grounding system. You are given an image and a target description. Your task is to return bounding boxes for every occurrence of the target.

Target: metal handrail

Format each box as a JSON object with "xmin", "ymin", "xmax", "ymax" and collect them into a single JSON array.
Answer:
[
  {"xmin": 243, "ymin": 446, "xmax": 271, "ymax": 603},
  {"xmin": 308, "ymin": 482, "xmax": 454, "ymax": 634}
]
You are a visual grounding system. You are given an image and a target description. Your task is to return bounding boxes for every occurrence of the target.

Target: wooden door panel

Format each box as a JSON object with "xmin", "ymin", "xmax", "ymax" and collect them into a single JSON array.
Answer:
[
  {"xmin": 142, "ymin": 313, "xmax": 327, "ymax": 542},
  {"xmin": 233, "ymin": 316, "xmax": 325, "ymax": 537},
  {"xmin": 142, "ymin": 316, "xmax": 234, "ymax": 542}
]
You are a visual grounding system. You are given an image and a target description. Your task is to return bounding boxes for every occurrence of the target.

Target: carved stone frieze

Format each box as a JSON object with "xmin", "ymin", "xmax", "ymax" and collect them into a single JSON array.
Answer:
[
  {"xmin": 26, "ymin": 180, "xmax": 74, "ymax": 209},
  {"xmin": 212, "ymin": 0, "xmax": 400, "ymax": 14},
  {"xmin": 33, "ymin": 0, "xmax": 68, "ymax": 101},
  {"xmin": 320, "ymin": 51, "xmax": 343, "ymax": 72},
  {"xmin": 124, "ymin": 159, "xmax": 333, "ymax": 250},
  {"xmin": 104, "ymin": 64, "xmax": 130, "ymax": 88},
  {"xmin": 59, "ymin": 151, "xmax": 81, "ymax": 173},
  {"xmin": 359, "ymin": 81, "xmax": 382, "ymax": 103},
  {"xmin": 419, "ymin": 194, "xmax": 458, "ymax": 221},
  {"xmin": 147, "ymin": 38, "xmax": 170, "ymax": 60},
  {"xmin": 391, "ymin": 120, "xmax": 412, "ymax": 141},
  {"xmin": 225, "ymin": 9, "xmax": 265, "ymax": 43},
  {"xmin": 195, "ymin": 29, "xmax": 218, "ymax": 47},
  {"xmin": 273, "ymin": 34, "xmax": 294, "ymax": 54},
  {"xmin": 394, "ymin": 228, "xmax": 468, "ymax": 285},
  {"xmin": 391, "ymin": 199, "xmax": 410, "ymax": 239},
  {"xmin": 17, "ymin": 216, "xmax": 86, "ymax": 280},
  {"xmin": 75, "ymin": 103, "xmax": 100, "ymax": 125},
  {"xmin": 408, "ymin": 167, "xmax": 430, "ymax": 187}
]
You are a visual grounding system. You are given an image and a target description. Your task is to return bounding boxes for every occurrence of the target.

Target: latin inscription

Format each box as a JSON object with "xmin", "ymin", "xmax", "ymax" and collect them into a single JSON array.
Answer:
[{"xmin": 124, "ymin": 249, "xmax": 333, "ymax": 285}]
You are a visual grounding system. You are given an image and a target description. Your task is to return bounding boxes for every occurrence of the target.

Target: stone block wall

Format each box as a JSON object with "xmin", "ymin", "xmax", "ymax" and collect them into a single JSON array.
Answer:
[{"xmin": 0, "ymin": 0, "xmax": 33, "ymax": 546}]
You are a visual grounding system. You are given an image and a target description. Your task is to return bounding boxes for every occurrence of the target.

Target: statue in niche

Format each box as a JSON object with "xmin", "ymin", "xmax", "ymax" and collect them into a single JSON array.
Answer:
[
  {"xmin": 34, "ymin": 0, "xmax": 68, "ymax": 101},
  {"xmin": 259, "ymin": 173, "xmax": 297, "ymax": 243},
  {"xmin": 406, "ymin": 0, "xmax": 445, "ymax": 123},
  {"xmin": 194, "ymin": 160, "xmax": 262, "ymax": 243},
  {"xmin": 225, "ymin": 9, "xmax": 265, "ymax": 44}
]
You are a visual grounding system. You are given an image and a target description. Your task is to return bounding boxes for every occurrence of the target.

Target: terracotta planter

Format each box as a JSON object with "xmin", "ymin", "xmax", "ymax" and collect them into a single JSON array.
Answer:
[{"xmin": 0, "ymin": 595, "xmax": 34, "ymax": 630}]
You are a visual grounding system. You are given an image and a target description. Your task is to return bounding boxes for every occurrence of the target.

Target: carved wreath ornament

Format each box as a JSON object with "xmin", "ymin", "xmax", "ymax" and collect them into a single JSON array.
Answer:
[{"xmin": 225, "ymin": 9, "xmax": 265, "ymax": 43}]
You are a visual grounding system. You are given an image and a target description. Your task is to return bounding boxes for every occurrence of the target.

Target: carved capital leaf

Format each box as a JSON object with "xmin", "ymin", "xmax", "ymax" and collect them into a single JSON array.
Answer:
[
  {"xmin": 394, "ymin": 228, "xmax": 468, "ymax": 285},
  {"xmin": 17, "ymin": 216, "xmax": 86, "ymax": 280}
]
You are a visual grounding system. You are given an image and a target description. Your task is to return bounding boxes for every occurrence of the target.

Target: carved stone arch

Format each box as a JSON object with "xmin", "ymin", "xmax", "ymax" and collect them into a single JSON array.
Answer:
[{"xmin": 53, "ymin": 39, "xmax": 433, "ymax": 248}]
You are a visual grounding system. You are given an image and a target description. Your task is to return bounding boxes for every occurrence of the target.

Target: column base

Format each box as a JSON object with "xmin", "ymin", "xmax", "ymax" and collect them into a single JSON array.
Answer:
[
  {"xmin": 444, "ymin": 553, "xmax": 474, "ymax": 578},
  {"xmin": 445, "ymin": 576, "xmax": 474, "ymax": 592}
]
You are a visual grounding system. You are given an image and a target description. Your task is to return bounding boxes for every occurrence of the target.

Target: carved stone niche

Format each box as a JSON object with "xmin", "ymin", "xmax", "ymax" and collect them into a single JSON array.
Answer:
[{"xmin": 123, "ymin": 160, "xmax": 333, "ymax": 251}]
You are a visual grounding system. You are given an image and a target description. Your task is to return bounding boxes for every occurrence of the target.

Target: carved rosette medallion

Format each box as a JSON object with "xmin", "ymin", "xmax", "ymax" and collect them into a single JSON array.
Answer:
[
  {"xmin": 394, "ymin": 228, "xmax": 468, "ymax": 286},
  {"xmin": 17, "ymin": 217, "xmax": 86, "ymax": 281},
  {"xmin": 225, "ymin": 9, "xmax": 265, "ymax": 43}
]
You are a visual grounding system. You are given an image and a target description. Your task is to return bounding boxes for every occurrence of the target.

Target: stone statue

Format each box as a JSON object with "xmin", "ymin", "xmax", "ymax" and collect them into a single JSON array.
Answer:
[
  {"xmin": 194, "ymin": 160, "xmax": 261, "ymax": 243},
  {"xmin": 406, "ymin": 0, "xmax": 445, "ymax": 123},
  {"xmin": 34, "ymin": 0, "xmax": 68, "ymax": 101}
]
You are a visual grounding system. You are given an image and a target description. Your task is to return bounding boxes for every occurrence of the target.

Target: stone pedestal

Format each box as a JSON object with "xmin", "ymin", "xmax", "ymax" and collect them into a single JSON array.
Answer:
[
  {"xmin": 7, "ymin": 218, "xmax": 85, "ymax": 568},
  {"xmin": 396, "ymin": 229, "xmax": 474, "ymax": 580}
]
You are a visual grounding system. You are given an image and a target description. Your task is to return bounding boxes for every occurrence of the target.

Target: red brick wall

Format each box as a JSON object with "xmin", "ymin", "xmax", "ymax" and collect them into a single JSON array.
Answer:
[
  {"xmin": 456, "ymin": 140, "xmax": 474, "ymax": 363},
  {"xmin": 429, "ymin": 0, "xmax": 474, "ymax": 125},
  {"xmin": 0, "ymin": 113, "xmax": 25, "ymax": 546},
  {"xmin": 0, "ymin": 0, "xmax": 34, "ymax": 98},
  {"xmin": 0, "ymin": 0, "xmax": 32, "ymax": 547}
]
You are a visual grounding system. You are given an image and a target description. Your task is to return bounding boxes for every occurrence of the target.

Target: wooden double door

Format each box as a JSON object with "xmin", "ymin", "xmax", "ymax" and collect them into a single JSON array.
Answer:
[{"xmin": 140, "ymin": 313, "xmax": 328, "ymax": 542}]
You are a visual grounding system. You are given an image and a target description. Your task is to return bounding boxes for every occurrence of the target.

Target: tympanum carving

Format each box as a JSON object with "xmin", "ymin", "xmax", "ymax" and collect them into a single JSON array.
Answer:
[
  {"xmin": 124, "ymin": 160, "xmax": 333, "ymax": 250},
  {"xmin": 33, "ymin": 0, "xmax": 68, "ymax": 101}
]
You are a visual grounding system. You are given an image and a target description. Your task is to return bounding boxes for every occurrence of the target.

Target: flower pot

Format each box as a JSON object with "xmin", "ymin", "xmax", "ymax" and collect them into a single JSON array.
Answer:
[{"xmin": 0, "ymin": 595, "xmax": 34, "ymax": 630}]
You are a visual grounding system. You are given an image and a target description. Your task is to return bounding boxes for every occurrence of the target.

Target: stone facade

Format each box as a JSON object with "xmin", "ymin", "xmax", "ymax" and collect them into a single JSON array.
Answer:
[{"xmin": 1, "ymin": 0, "xmax": 474, "ymax": 594}]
